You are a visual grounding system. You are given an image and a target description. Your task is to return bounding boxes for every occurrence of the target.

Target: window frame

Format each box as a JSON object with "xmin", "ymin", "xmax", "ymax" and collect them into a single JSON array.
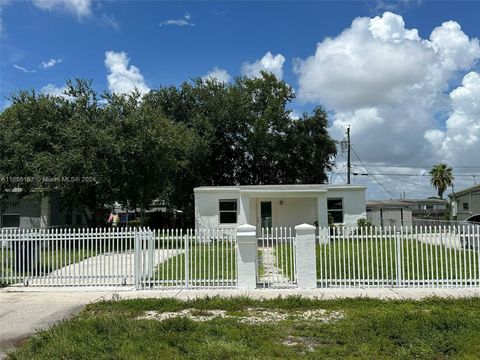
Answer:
[
  {"xmin": 1, "ymin": 200, "xmax": 20, "ymax": 228},
  {"xmin": 327, "ymin": 198, "xmax": 344, "ymax": 224},
  {"xmin": 219, "ymin": 199, "xmax": 238, "ymax": 225}
]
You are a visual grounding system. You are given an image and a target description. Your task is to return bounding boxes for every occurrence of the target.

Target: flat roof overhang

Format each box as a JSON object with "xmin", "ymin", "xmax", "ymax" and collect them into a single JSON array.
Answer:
[{"xmin": 194, "ymin": 184, "xmax": 366, "ymax": 194}]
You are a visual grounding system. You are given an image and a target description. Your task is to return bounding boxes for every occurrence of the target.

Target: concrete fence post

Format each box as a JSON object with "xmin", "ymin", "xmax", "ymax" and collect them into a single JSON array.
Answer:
[
  {"xmin": 295, "ymin": 223, "xmax": 317, "ymax": 289},
  {"xmin": 236, "ymin": 224, "xmax": 257, "ymax": 289}
]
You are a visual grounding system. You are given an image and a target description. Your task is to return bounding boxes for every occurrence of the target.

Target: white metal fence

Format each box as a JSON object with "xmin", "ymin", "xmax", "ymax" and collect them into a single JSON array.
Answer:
[
  {"xmin": 0, "ymin": 227, "xmax": 237, "ymax": 289},
  {"xmin": 136, "ymin": 228, "xmax": 237, "ymax": 289},
  {"xmin": 317, "ymin": 225, "xmax": 480, "ymax": 288},
  {"xmin": 0, "ymin": 228, "xmax": 141, "ymax": 287},
  {"xmin": 257, "ymin": 227, "xmax": 297, "ymax": 288},
  {"xmin": 2, "ymin": 224, "xmax": 480, "ymax": 290}
]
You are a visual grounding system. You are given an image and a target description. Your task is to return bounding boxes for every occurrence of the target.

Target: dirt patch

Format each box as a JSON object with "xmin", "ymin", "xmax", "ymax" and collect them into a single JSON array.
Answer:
[
  {"xmin": 282, "ymin": 335, "xmax": 318, "ymax": 352},
  {"xmin": 137, "ymin": 308, "xmax": 344, "ymax": 324},
  {"xmin": 0, "ymin": 335, "xmax": 30, "ymax": 360}
]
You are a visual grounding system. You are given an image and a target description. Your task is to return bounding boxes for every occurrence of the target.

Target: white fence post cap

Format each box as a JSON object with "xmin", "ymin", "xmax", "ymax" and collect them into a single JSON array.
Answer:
[
  {"xmin": 236, "ymin": 224, "xmax": 256, "ymax": 235},
  {"xmin": 295, "ymin": 223, "xmax": 316, "ymax": 231}
]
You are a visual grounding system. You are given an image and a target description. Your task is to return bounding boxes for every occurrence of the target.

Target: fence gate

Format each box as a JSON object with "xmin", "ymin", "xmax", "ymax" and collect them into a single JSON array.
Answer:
[
  {"xmin": 257, "ymin": 227, "xmax": 297, "ymax": 288},
  {"xmin": 135, "ymin": 228, "xmax": 238, "ymax": 290},
  {"xmin": 0, "ymin": 228, "xmax": 142, "ymax": 287}
]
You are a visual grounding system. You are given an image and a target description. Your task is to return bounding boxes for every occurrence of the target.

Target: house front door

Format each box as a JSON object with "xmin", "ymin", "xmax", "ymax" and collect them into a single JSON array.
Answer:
[{"xmin": 258, "ymin": 200, "xmax": 273, "ymax": 232}]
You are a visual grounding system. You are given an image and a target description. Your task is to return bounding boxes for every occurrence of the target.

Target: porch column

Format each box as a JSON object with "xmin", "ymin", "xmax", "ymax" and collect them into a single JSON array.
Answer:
[
  {"xmin": 316, "ymin": 194, "xmax": 328, "ymax": 227},
  {"xmin": 236, "ymin": 224, "xmax": 257, "ymax": 289},
  {"xmin": 295, "ymin": 223, "xmax": 317, "ymax": 289}
]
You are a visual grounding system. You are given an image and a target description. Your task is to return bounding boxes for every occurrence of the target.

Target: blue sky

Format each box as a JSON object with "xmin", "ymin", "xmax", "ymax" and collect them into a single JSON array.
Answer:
[
  {"xmin": 1, "ymin": 0, "xmax": 480, "ymax": 199},
  {"xmin": 2, "ymin": 1, "xmax": 478, "ymax": 108}
]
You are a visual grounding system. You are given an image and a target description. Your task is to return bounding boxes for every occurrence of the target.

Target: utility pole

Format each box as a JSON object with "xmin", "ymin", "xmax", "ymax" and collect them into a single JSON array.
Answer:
[{"xmin": 347, "ymin": 125, "xmax": 351, "ymax": 185}]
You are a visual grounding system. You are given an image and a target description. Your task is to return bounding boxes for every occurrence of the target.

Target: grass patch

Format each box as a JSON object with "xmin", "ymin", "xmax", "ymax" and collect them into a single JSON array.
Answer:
[
  {"xmin": 274, "ymin": 238, "xmax": 480, "ymax": 286},
  {"xmin": 10, "ymin": 296, "xmax": 480, "ymax": 359},
  {"xmin": 153, "ymin": 242, "xmax": 236, "ymax": 287},
  {"xmin": 257, "ymin": 249, "xmax": 264, "ymax": 280},
  {"xmin": 316, "ymin": 238, "xmax": 479, "ymax": 286}
]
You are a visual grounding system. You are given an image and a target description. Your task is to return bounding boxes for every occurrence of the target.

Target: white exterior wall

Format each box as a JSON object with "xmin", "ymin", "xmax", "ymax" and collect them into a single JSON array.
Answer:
[
  {"xmin": 367, "ymin": 209, "xmax": 382, "ymax": 227},
  {"xmin": 194, "ymin": 190, "xmax": 246, "ymax": 229},
  {"xmin": 194, "ymin": 185, "xmax": 367, "ymax": 230},
  {"xmin": 275, "ymin": 198, "xmax": 317, "ymax": 228},
  {"xmin": 367, "ymin": 208, "xmax": 412, "ymax": 227},
  {"xmin": 326, "ymin": 189, "xmax": 366, "ymax": 227}
]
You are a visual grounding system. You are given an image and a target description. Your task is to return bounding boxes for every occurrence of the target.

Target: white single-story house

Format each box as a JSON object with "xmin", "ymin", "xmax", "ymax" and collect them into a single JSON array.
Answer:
[{"xmin": 194, "ymin": 184, "xmax": 366, "ymax": 231}]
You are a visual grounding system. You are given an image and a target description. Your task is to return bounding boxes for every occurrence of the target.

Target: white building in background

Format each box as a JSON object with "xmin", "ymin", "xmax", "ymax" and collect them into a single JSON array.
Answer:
[{"xmin": 194, "ymin": 184, "xmax": 366, "ymax": 231}]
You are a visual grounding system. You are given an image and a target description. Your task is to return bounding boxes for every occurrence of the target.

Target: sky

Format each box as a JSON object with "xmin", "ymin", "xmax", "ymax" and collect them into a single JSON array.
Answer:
[{"xmin": 1, "ymin": 0, "xmax": 480, "ymax": 200}]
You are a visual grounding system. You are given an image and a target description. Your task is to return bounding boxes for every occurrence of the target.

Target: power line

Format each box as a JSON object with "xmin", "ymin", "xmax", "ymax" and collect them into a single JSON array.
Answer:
[
  {"xmin": 351, "ymin": 146, "xmax": 401, "ymax": 199},
  {"xmin": 393, "ymin": 177, "xmax": 426, "ymax": 187},
  {"xmin": 352, "ymin": 171, "xmax": 480, "ymax": 178},
  {"xmin": 352, "ymin": 163, "xmax": 480, "ymax": 170}
]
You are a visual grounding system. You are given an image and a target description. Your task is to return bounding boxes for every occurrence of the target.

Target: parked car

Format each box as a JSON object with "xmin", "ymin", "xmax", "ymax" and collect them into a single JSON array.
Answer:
[{"xmin": 460, "ymin": 218, "xmax": 480, "ymax": 250}]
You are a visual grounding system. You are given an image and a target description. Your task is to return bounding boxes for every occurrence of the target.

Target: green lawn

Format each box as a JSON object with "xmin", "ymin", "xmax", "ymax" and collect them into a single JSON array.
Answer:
[
  {"xmin": 151, "ymin": 242, "xmax": 236, "ymax": 287},
  {"xmin": 273, "ymin": 237, "xmax": 480, "ymax": 287},
  {"xmin": 317, "ymin": 238, "xmax": 479, "ymax": 286},
  {"xmin": 10, "ymin": 296, "xmax": 480, "ymax": 359}
]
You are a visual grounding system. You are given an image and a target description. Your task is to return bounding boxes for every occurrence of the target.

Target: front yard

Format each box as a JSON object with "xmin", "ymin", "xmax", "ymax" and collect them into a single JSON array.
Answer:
[{"xmin": 9, "ymin": 296, "xmax": 480, "ymax": 359}]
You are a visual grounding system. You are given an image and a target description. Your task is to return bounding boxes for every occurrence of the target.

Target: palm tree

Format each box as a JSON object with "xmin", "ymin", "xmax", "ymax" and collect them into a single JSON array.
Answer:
[{"xmin": 429, "ymin": 163, "xmax": 454, "ymax": 199}]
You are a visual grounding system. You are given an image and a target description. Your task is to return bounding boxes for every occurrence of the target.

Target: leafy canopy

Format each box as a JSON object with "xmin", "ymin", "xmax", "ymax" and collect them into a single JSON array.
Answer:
[{"xmin": 0, "ymin": 74, "xmax": 337, "ymax": 226}]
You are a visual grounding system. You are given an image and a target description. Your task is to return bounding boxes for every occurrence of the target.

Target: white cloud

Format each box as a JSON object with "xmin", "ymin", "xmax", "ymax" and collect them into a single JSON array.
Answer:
[
  {"xmin": 293, "ymin": 12, "xmax": 480, "ymax": 198},
  {"xmin": 241, "ymin": 52, "xmax": 285, "ymax": 79},
  {"xmin": 429, "ymin": 21, "xmax": 480, "ymax": 71},
  {"xmin": 41, "ymin": 83, "xmax": 69, "ymax": 98},
  {"xmin": 104, "ymin": 51, "xmax": 150, "ymax": 96},
  {"xmin": 289, "ymin": 110, "xmax": 301, "ymax": 120},
  {"xmin": 32, "ymin": 0, "xmax": 92, "ymax": 18},
  {"xmin": 159, "ymin": 12, "xmax": 194, "ymax": 27},
  {"xmin": 40, "ymin": 58, "xmax": 62, "ymax": 69},
  {"xmin": 425, "ymin": 71, "xmax": 480, "ymax": 166},
  {"xmin": 369, "ymin": 11, "xmax": 420, "ymax": 42},
  {"xmin": 13, "ymin": 64, "xmax": 36, "ymax": 73},
  {"xmin": 202, "ymin": 67, "xmax": 231, "ymax": 83}
]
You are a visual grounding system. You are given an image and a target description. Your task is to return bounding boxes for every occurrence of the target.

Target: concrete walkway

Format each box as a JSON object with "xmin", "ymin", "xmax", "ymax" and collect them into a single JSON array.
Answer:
[
  {"xmin": 258, "ymin": 247, "xmax": 292, "ymax": 286},
  {"xmin": 9, "ymin": 249, "xmax": 184, "ymax": 287},
  {"xmin": 2, "ymin": 286, "xmax": 480, "ymax": 357}
]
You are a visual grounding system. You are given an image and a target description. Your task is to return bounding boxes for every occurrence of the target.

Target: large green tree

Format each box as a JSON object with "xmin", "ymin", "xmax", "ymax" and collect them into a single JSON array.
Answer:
[
  {"xmin": 143, "ymin": 72, "xmax": 337, "ymax": 188},
  {"xmin": 1, "ymin": 73, "xmax": 337, "ymax": 225},
  {"xmin": 0, "ymin": 80, "xmax": 113, "ymax": 224},
  {"xmin": 429, "ymin": 163, "xmax": 454, "ymax": 199},
  {"xmin": 0, "ymin": 80, "xmax": 197, "ymax": 225}
]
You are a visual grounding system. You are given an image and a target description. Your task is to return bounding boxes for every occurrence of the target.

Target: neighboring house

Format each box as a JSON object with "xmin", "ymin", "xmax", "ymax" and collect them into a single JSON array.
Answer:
[
  {"xmin": 367, "ymin": 200, "xmax": 413, "ymax": 227},
  {"xmin": 0, "ymin": 190, "xmax": 86, "ymax": 229},
  {"xmin": 406, "ymin": 198, "xmax": 447, "ymax": 219},
  {"xmin": 194, "ymin": 184, "xmax": 366, "ymax": 231},
  {"xmin": 448, "ymin": 184, "xmax": 480, "ymax": 222},
  {"xmin": 366, "ymin": 198, "xmax": 448, "ymax": 227}
]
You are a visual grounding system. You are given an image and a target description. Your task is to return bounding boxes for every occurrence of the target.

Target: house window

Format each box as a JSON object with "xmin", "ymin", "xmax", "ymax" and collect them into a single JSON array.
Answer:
[
  {"xmin": 463, "ymin": 202, "xmax": 469, "ymax": 211},
  {"xmin": 219, "ymin": 199, "xmax": 237, "ymax": 224},
  {"xmin": 327, "ymin": 198, "xmax": 343, "ymax": 224},
  {"xmin": 1, "ymin": 201, "xmax": 20, "ymax": 227},
  {"xmin": 65, "ymin": 212, "xmax": 73, "ymax": 225},
  {"xmin": 75, "ymin": 214, "xmax": 83, "ymax": 225}
]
